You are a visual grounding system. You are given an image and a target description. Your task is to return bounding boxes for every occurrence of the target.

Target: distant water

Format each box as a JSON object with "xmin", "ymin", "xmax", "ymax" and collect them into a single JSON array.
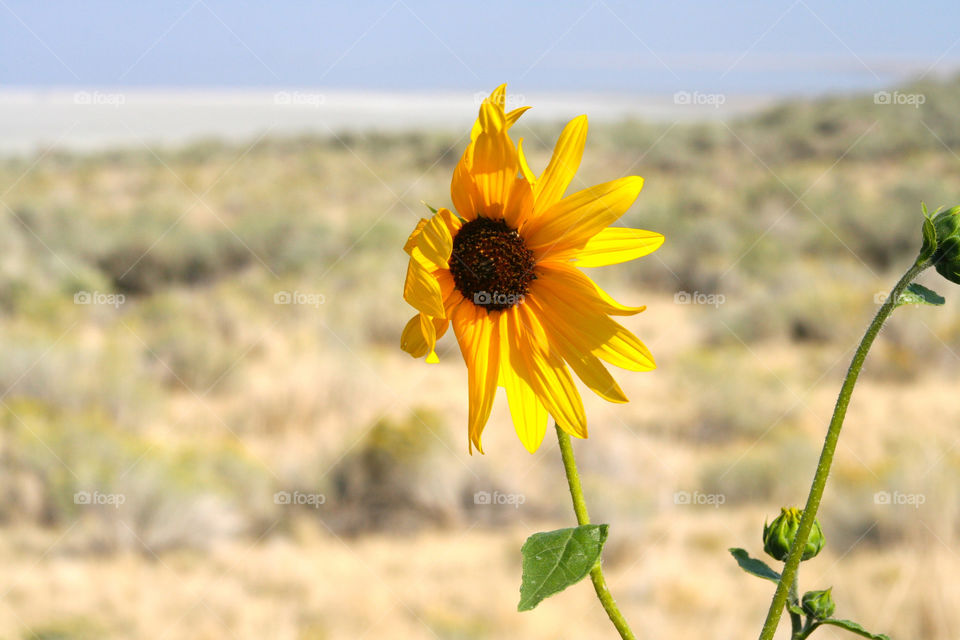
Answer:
[{"xmin": 0, "ymin": 89, "xmax": 776, "ymax": 157}]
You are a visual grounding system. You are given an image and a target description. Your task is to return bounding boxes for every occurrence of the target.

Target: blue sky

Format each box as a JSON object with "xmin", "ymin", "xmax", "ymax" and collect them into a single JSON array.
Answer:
[{"xmin": 2, "ymin": 0, "xmax": 959, "ymax": 94}]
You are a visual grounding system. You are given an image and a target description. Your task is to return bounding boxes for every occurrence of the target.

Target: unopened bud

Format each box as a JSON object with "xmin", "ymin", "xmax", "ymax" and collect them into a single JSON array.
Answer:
[
  {"xmin": 762, "ymin": 507, "xmax": 825, "ymax": 562},
  {"xmin": 928, "ymin": 205, "xmax": 960, "ymax": 283},
  {"xmin": 801, "ymin": 587, "xmax": 836, "ymax": 620}
]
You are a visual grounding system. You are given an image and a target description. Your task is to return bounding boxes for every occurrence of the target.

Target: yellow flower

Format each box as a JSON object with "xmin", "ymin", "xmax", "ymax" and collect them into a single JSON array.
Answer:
[{"xmin": 401, "ymin": 84, "xmax": 663, "ymax": 453}]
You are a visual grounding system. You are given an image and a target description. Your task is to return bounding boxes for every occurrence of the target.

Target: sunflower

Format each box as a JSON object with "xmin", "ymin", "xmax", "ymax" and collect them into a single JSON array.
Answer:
[{"xmin": 401, "ymin": 84, "xmax": 663, "ymax": 454}]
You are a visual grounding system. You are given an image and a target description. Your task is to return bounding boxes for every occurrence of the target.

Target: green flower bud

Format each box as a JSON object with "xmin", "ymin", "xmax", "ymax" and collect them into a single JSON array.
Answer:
[
  {"xmin": 801, "ymin": 587, "xmax": 836, "ymax": 620},
  {"xmin": 762, "ymin": 507, "xmax": 825, "ymax": 562},
  {"xmin": 929, "ymin": 205, "xmax": 960, "ymax": 284}
]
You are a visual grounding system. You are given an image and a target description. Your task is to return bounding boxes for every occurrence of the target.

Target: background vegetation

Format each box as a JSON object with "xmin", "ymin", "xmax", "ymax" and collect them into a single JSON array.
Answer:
[{"xmin": 2, "ymin": 76, "xmax": 960, "ymax": 638}]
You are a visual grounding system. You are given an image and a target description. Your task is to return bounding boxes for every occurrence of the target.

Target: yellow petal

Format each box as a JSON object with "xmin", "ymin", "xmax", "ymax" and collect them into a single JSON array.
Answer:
[
  {"xmin": 403, "ymin": 257, "xmax": 445, "ymax": 318},
  {"xmin": 534, "ymin": 115, "xmax": 588, "ymax": 213},
  {"xmin": 460, "ymin": 86, "xmax": 529, "ymax": 220},
  {"xmin": 499, "ymin": 308, "xmax": 548, "ymax": 452},
  {"xmin": 563, "ymin": 227, "xmax": 664, "ymax": 267},
  {"xmin": 473, "ymin": 105, "xmax": 531, "ymax": 141},
  {"xmin": 473, "ymin": 129, "xmax": 517, "ymax": 217},
  {"xmin": 401, "ymin": 313, "xmax": 449, "ymax": 362},
  {"xmin": 478, "ymin": 98, "xmax": 506, "ymax": 134},
  {"xmin": 502, "ymin": 176, "xmax": 533, "ymax": 230},
  {"xmin": 517, "ymin": 138, "xmax": 536, "ymax": 186},
  {"xmin": 416, "ymin": 208, "xmax": 458, "ymax": 268},
  {"xmin": 450, "ymin": 301, "xmax": 500, "ymax": 454},
  {"xmin": 451, "ymin": 148, "xmax": 482, "ymax": 220},
  {"xmin": 527, "ymin": 298, "xmax": 628, "ymax": 403},
  {"xmin": 515, "ymin": 304, "xmax": 587, "ymax": 438},
  {"xmin": 529, "ymin": 277, "xmax": 655, "ymax": 372},
  {"xmin": 453, "ymin": 128, "xmax": 519, "ymax": 221},
  {"xmin": 537, "ymin": 262, "xmax": 646, "ymax": 316},
  {"xmin": 401, "ymin": 314, "xmax": 431, "ymax": 358},
  {"xmin": 489, "ymin": 84, "xmax": 507, "ymax": 111},
  {"xmin": 438, "ymin": 207, "xmax": 463, "ymax": 234},
  {"xmin": 524, "ymin": 176, "xmax": 644, "ymax": 254},
  {"xmin": 505, "ymin": 106, "xmax": 531, "ymax": 128},
  {"xmin": 404, "ymin": 219, "xmax": 428, "ymax": 255},
  {"xmin": 436, "ymin": 269, "xmax": 460, "ymax": 311}
]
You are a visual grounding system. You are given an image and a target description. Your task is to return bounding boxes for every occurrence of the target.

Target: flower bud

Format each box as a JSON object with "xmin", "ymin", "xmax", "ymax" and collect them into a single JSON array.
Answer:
[
  {"xmin": 762, "ymin": 507, "xmax": 825, "ymax": 562},
  {"xmin": 929, "ymin": 205, "xmax": 960, "ymax": 284},
  {"xmin": 801, "ymin": 588, "xmax": 836, "ymax": 620}
]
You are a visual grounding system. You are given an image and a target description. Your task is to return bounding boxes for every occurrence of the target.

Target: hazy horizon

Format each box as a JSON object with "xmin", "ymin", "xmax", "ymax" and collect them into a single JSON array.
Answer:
[{"xmin": 0, "ymin": 86, "xmax": 785, "ymax": 156}]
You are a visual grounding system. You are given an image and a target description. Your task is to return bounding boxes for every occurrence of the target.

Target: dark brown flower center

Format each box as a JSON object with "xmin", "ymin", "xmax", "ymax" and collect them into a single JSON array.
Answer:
[{"xmin": 449, "ymin": 217, "xmax": 536, "ymax": 311}]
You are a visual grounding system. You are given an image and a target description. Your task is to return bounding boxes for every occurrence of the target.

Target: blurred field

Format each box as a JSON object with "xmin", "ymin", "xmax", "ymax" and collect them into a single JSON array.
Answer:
[{"xmin": 2, "ymin": 77, "xmax": 960, "ymax": 639}]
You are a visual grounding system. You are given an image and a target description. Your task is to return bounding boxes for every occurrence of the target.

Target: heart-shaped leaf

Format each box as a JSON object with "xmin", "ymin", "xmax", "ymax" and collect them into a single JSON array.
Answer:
[{"xmin": 518, "ymin": 524, "xmax": 608, "ymax": 611}]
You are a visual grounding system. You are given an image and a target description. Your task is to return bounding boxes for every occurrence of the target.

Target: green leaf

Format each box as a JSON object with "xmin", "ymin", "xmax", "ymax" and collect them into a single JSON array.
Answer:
[
  {"xmin": 728, "ymin": 548, "xmax": 781, "ymax": 583},
  {"xmin": 518, "ymin": 525, "xmax": 608, "ymax": 611},
  {"xmin": 820, "ymin": 618, "xmax": 890, "ymax": 640},
  {"xmin": 898, "ymin": 282, "xmax": 945, "ymax": 306},
  {"xmin": 421, "ymin": 201, "xmax": 438, "ymax": 214},
  {"xmin": 920, "ymin": 214, "xmax": 937, "ymax": 262}
]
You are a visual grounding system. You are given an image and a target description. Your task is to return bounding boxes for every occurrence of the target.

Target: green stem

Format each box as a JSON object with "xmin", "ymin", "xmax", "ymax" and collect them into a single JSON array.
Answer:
[
  {"xmin": 788, "ymin": 574, "xmax": 802, "ymax": 639},
  {"xmin": 757, "ymin": 259, "xmax": 929, "ymax": 640},
  {"xmin": 555, "ymin": 423, "xmax": 637, "ymax": 640}
]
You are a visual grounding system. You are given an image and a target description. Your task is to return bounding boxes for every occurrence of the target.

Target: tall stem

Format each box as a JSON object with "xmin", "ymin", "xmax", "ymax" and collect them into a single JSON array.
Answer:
[
  {"xmin": 757, "ymin": 260, "xmax": 929, "ymax": 640},
  {"xmin": 555, "ymin": 423, "xmax": 637, "ymax": 640}
]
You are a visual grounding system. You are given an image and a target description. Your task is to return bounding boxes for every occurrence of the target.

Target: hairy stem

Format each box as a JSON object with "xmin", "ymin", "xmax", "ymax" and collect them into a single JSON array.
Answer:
[
  {"xmin": 556, "ymin": 424, "xmax": 637, "ymax": 640},
  {"xmin": 757, "ymin": 260, "xmax": 929, "ymax": 640},
  {"xmin": 788, "ymin": 573, "xmax": 802, "ymax": 639}
]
